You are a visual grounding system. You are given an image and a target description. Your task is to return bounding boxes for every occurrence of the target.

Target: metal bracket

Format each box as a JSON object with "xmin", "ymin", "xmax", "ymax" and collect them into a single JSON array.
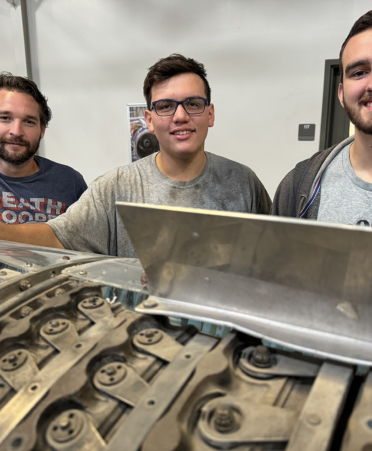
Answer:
[
  {"xmin": 133, "ymin": 328, "xmax": 183, "ymax": 362},
  {"xmin": 93, "ymin": 362, "xmax": 149, "ymax": 407},
  {"xmin": 198, "ymin": 395, "xmax": 297, "ymax": 445}
]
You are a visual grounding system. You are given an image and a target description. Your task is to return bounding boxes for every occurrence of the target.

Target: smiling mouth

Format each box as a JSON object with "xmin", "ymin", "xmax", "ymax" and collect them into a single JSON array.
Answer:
[{"xmin": 171, "ymin": 130, "xmax": 195, "ymax": 135}]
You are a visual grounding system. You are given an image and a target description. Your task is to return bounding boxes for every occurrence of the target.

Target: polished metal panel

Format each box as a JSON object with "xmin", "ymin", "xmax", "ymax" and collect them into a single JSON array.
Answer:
[
  {"xmin": 117, "ymin": 202, "xmax": 372, "ymax": 365},
  {"xmin": 0, "ymin": 240, "xmax": 100, "ymax": 272},
  {"xmin": 63, "ymin": 258, "xmax": 148, "ymax": 294}
]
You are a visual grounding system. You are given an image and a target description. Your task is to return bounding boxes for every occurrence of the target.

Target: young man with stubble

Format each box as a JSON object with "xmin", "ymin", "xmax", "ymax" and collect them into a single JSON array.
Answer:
[{"xmin": 0, "ymin": 54, "xmax": 271, "ymax": 256}]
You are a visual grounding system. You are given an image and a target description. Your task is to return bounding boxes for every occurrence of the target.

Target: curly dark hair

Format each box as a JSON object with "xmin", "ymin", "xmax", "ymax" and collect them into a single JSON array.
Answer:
[
  {"xmin": 0, "ymin": 72, "xmax": 52, "ymax": 127},
  {"xmin": 339, "ymin": 11, "xmax": 372, "ymax": 82},
  {"xmin": 143, "ymin": 54, "xmax": 211, "ymax": 109}
]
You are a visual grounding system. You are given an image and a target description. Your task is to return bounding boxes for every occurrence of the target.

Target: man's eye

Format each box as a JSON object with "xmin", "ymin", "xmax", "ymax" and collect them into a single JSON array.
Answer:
[
  {"xmin": 0, "ymin": 116, "xmax": 10, "ymax": 121},
  {"xmin": 25, "ymin": 120, "xmax": 36, "ymax": 125},
  {"xmin": 351, "ymin": 70, "xmax": 368, "ymax": 78},
  {"xmin": 157, "ymin": 102, "xmax": 172, "ymax": 111}
]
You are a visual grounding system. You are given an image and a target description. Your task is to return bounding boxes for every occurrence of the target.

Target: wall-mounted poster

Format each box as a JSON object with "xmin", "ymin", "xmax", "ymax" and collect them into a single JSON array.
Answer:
[{"xmin": 127, "ymin": 104, "xmax": 159, "ymax": 163}]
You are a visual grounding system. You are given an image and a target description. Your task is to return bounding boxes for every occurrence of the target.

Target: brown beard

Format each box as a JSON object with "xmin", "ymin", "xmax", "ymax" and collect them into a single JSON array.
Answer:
[
  {"xmin": 0, "ymin": 135, "xmax": 41, "ymax": 166},
  {"xmin": 343, "ymin": 95, "xmax": 372, "ymax": 135}
]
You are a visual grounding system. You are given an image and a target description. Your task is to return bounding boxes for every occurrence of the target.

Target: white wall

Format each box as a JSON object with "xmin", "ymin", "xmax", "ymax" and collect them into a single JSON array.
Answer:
[
  {"xmin": 1, "ymin": 0, "xmax": 371, "ymax": 197},
  {"xmin": 0, "ymin": 1, "xmax": 17, "ymax": 73}
]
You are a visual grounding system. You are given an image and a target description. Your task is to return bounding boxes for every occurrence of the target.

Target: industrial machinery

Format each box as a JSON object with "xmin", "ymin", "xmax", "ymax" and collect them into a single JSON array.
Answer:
[{"xmin": 0, "ymin": 204, "xmax": 371, "ymax": 450}]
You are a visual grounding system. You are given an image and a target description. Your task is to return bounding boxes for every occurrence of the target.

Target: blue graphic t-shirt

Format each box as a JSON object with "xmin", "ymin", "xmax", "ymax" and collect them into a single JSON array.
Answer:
[{"xmin": 0, "ymin": 156, "xmax": 87, "ymax": 224}]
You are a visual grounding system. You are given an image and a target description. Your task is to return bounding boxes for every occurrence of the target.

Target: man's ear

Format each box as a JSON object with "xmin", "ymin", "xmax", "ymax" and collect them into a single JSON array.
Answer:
[
  {"xmin": 40, "ymin": 126, "xmax": 46, "ymax": 139},
  {"xmin": 208, "ymin": 103, "xmax": 215, "ymax": 128},
  {"xmin": 144, "ymin": 109, "xmax": 154, "ymax": 133},
  {"xmin": 338, "ymin": 83, "xmax": 345, "ymax": 108}
]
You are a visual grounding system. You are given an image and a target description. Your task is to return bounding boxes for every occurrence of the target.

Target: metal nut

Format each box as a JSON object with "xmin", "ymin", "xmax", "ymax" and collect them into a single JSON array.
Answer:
[
  {"xmin": 250, "ymin": 345, "xmax": 272, "ymax": 368},
  {"xmin": 19, "ymin": 305, "xmax": 33, "ymax": 318},
  {"xmin": 55, "ymin": 288, "xmax": 65, "ymax": 296},
  {"xmin": 19, "ymin": 280, "xmax": 32, "ymax": 291},
  {"xmin": 143, "ymin": 299, "xmax": 158, "ymax": 309},
  {"xmin": 213, "ymin": 406, "xmax": 238, "ymax": 433},
  {"xmin": 62, "ymin": 256, "xmax": 70, "ymax": 260}
]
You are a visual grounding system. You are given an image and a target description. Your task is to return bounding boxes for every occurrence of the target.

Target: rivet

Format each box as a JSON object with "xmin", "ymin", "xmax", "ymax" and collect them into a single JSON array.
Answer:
[{"xmin": 143, "ymin": 299, "xmax": 158, "ymax": 309}]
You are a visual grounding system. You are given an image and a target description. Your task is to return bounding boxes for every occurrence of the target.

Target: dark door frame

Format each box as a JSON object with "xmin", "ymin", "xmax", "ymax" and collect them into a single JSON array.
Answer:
[{"xmin": 319, "ymin": 59, "xmax": 350, "ymax": 151}]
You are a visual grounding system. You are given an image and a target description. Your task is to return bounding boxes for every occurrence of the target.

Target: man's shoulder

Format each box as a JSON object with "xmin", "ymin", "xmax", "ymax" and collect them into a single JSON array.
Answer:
[
  {"xmin": 206, "ymin": 152, "xmax": 256, "ymax": 175},
  {"xmin": 36, "ymin": 156, "xmax": 84, "ymax": 178},
  {"xmin": 90, "ymin": 154, "xmax": 157, "ymax": 189}
]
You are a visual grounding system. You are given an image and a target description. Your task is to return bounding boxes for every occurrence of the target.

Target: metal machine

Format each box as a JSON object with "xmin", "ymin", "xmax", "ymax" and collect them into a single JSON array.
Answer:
[{"xmin": 0, "ymin": 204, "xmax": 371, "ymax": 450}]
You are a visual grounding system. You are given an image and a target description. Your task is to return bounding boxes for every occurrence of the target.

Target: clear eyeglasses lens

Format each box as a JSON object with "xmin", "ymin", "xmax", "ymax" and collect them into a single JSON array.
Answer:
[{"xmin": 155, "ymin": 98, "xmax": 206, "ymax": 116}]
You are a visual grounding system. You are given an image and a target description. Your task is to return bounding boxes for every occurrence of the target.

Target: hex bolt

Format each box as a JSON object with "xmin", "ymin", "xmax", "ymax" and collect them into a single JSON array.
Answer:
[
  {"xmin": 62, "ymin": 256, "xmax": 70, "ymax": 260},
  {"xmin": 25, "ymin": 262, "xmax": 33, "ymax": 267},
  {"xmin": 79, "ymin": 270, "xmax": 87, "ymax": 275},
  {"xmin": 143, "ymin": 299, "xmax": 158, "ymax": 309},
  {"xmin": 0, "ymin": 270, "xmax": 7, "ymax": 276},
  {"xmin": 20, "ymin": 305, "xmax": 33, "ymax": 318},
  {"xmin": 19, "ymin": 280, "xmax": 32, "ymax": 291},
  {"xmin": 55, "ymin": 288, "xmax": 65, "ymax": 296},
  {"xmin": 145, "ymin": 330, "xmax": 155, "ymax": 338},
  {"xmin": 251, "ymin": 345, "xmax": 272, "ymax": 368},
  {"xmin": 50, "ymin": 320, "xmax": 60, "ymax": 328},
  {"xmin": 213, "ymin": 406, "xmax": 237, "ymax": 433}
]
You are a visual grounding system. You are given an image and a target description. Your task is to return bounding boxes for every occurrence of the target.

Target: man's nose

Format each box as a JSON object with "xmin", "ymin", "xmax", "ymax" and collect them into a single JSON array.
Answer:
[
  {"xmin": 173, "ymin": 103, "xmax": 189, "ymax": 122},
  {"xmin": 9, "ymin": 120, "xmax": 23, "ymax": 136}
]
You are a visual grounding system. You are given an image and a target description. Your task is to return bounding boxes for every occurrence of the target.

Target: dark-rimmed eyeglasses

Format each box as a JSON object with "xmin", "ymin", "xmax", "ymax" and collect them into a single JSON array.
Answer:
[{"xmin": 150, "ymin": 97, "xmax": 208, "ymax": 116}]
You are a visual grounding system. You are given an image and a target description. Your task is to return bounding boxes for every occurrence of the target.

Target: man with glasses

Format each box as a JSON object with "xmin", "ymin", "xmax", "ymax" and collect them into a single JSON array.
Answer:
[{"xmin": 0, "ymin": 54, "xmax": 270, "ymax": 256}]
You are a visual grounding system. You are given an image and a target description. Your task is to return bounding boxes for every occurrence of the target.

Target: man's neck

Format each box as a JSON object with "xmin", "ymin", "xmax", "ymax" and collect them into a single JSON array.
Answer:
[
  {"xmin": 156, "ymin": 150, "xmax": 207, "ymax": 181},
  {"xmin": 0, "ymin": 157, "xmax": 39, "ymax": 178}
]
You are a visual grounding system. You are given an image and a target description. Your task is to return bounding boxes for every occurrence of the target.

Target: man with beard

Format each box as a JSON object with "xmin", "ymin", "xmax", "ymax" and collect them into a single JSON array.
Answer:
[
  {"xmin": 271, "ymin": 11, "xmax": 372, "ymax": 226},
  {"xmin": 0, "ymin": 73, "xmax": 87, "ymax": 224}
]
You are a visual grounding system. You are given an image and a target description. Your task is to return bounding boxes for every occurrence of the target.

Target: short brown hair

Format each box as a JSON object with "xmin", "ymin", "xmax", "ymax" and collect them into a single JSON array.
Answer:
[
  {"xmin": 0, "ymin": 72, "xmax": 52, "ymax": 127},
  {"xmin": 339, "ymin": 11, "xmax": 372, "ymax": 82},
  {"xmin": 143, "ymin": 54, "xmax": 211, "ymax": 109}
]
